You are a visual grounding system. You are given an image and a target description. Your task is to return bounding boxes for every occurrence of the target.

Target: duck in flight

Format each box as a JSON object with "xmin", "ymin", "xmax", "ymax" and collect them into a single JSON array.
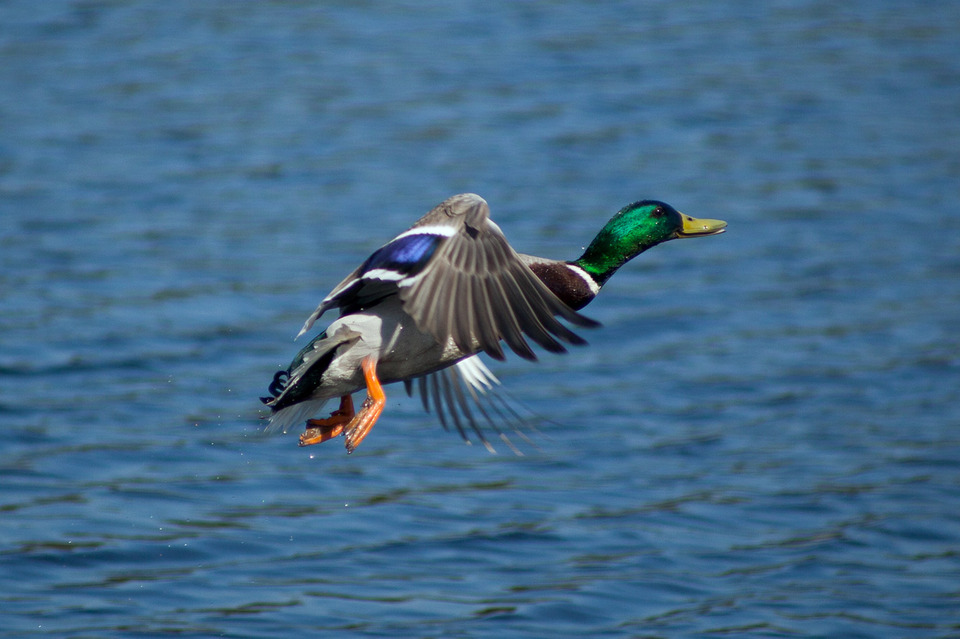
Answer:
[{"xmin": 261, "ymin": 193, "xmax": 726, "ymax": 453}]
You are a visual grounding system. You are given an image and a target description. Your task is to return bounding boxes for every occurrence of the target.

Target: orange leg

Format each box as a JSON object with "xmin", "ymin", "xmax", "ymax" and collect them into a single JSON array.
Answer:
[
  {"xmin": 297, "ymin": 357, "xmax": 386, "ymax": 453},
  {"xmin": 343, "ymin": 356, "xmax": 386, "ymax": 454},
  {"xmin": 299, "ymin": 395, "xmax": 355, "ymax": 447}
]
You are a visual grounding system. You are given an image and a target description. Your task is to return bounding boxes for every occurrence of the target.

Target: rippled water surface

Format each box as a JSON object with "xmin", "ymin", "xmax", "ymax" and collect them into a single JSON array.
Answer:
[{"xmin": 3, "ymin": 1, "xmax": 960, "ymax": 637}]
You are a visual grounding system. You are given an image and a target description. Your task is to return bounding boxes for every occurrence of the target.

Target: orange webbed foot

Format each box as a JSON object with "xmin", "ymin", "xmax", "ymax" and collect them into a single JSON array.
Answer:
[
  {"xmin": 299, "ymin": 395, "xmax": 355, "ymax": 446},
  {"xmin": 343, "ymin": 357, "xmax": 386, "ymax": 453},
  {"xmin": 297, "ymin": 357, "xmax": 386, "ymax": 453}
]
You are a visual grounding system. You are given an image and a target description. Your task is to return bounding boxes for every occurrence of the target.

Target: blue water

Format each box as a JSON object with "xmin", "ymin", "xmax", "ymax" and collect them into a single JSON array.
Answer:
[{"xmin": 3, "ymin": 1, "xmax": 960, "ymax": 637}]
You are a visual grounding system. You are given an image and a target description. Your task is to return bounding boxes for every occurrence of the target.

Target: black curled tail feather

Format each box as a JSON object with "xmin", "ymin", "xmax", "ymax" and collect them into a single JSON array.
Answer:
[{"xmin": 260, "ymin": 369, "xmax": 290, "ymax": 405}]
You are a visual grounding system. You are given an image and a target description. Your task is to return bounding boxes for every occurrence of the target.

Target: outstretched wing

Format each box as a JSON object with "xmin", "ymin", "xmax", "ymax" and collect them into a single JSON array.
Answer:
[
  {"xmin": 297, "ymin": 228, "xmax": 448, "ymax": 338},
  {"xmin": 297, "ymin": 194, "xmax": 598, "ymax": 361},
  {"xmin": 404, "ymin": 355, "xmax": 539, "ymax": 454}
]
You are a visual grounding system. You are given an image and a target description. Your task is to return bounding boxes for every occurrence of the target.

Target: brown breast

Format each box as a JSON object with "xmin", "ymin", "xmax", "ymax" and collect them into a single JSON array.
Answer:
[{"xmin": 527, "ymin": 261, "xmax": 596, "ymax": 311}]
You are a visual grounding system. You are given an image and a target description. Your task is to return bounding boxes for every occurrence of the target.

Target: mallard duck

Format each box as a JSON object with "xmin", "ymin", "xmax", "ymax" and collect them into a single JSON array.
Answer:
[{"xmin": 262, "ymin": 193, "xmax": 725, "ymax": 453}]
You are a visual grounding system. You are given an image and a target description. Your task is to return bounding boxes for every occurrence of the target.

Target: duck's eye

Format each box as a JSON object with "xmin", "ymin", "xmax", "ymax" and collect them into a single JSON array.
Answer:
[{"xmin": 651, "ymin": 206, "xmax": 665, "ymax": 218}]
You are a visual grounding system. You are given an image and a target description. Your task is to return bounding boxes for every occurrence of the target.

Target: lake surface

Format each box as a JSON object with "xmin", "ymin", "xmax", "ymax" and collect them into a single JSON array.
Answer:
[{"xmin": 2, "ymin": 1, "xmax": 960, "ymax": 637}]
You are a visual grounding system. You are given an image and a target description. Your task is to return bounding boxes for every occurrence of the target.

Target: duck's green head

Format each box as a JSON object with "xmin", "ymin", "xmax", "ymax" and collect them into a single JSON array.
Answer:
[{"xmin": 574, "ymin": 200, "xmax": 726, "ymax": 286}]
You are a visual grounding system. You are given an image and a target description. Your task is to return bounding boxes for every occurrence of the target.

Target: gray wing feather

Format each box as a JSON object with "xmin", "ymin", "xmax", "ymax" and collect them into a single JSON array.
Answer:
[
  {"xmin": 407, "ymin": 356, "xmax": 536, "ymax": 454},
  {"xmin": 297, "ymin": 264, "xmax": 366, "ymax": 338},
  {"xmin": 399, "ymin": 194, "xmax": 598, "ymax": 361}
]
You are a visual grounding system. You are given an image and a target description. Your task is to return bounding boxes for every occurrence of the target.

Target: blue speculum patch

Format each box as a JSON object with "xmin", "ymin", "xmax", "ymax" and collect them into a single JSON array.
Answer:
[{"xmin": 362, "ymin": 233, "xmax": 444, "ymax": 277}]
